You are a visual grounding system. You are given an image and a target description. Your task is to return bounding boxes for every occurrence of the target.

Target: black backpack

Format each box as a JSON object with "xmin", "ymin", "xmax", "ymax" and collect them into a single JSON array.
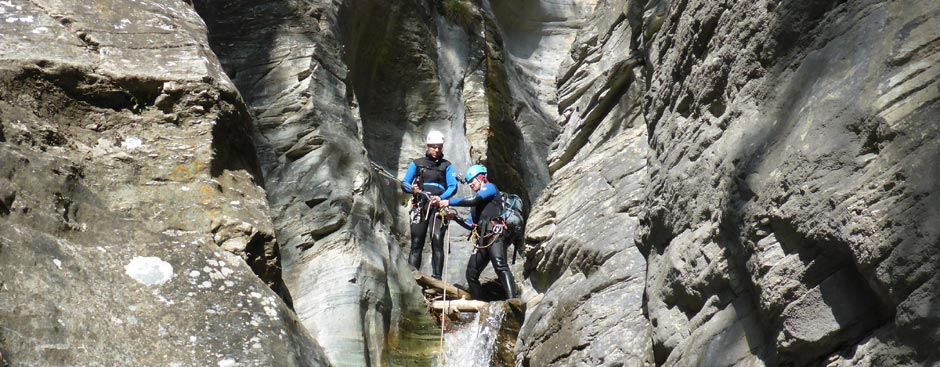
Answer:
[
  {"xmin": 497, "ymin": 192, "xmax": 524, "ymax": 232},
  {"xmin": 497, "ymin": 192, "xmax": 526, "ymax": 262}
]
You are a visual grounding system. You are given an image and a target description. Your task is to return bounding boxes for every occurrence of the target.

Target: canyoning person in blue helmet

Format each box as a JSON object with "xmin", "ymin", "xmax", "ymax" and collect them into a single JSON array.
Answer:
[
  {"xmin": 431, "ymin": 164, "xmax": 517, "ymax": 300},
  {"xmin": 401, "ymin": 130, "xmax": 458, "ymax": 280}
]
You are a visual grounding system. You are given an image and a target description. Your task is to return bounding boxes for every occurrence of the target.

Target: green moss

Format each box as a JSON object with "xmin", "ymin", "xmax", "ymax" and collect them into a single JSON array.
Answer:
[{"xmin": 440, "ymin": 0, "xmax": 480, "ymax": 33}]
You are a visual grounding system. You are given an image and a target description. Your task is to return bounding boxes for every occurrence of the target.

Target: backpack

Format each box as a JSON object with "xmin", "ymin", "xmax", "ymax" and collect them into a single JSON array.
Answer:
[
  {"xmin": 497, "ymin": 192, "xmax": 525, "ymax": 233},
  {"xmin": 496, "ymin": 192, "xmax": 527, "ymax": 263}
]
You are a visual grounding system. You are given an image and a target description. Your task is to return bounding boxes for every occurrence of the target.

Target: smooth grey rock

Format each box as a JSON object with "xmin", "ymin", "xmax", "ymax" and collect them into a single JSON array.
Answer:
[
  {"xmin": 0, "ymin": 0, "xmax": 326, "ymax": 365},
  {"xmin": 486, "ymin": 0, "xmax": 598, "ymax": 199},
  {"xmin": 193, "ymin": 0, "xmax": 468, "ymax": 365},
  {"xmin": 7, "ymin": 0, "xmax": 940, "ymax": 365}
]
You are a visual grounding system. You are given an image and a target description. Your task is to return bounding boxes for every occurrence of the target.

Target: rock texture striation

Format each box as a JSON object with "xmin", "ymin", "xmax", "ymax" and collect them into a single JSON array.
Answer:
[
  {"xmin": 192, "ymin": 0, "xmax": 442, "ymax": 366},
  {"xmin": 0, "ymin": 0, "xmax": 328, "ymax": 365},
  {"xmin": 637, "ymin": 0, "xmax": 940, "ymax": 365},
  {"xmin": 514, "ymin": 0, "xmax": 654, "ymax": 365},
  {"xmin": 519, "ymin": 0, "xmax": 940, "ymax": 366},
  {"xmin": 4, "ymin": 0, "xmax": 940, "ymax": 366}
]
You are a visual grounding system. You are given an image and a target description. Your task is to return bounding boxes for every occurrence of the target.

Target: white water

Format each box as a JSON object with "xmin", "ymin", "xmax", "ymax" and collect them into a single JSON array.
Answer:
[{"xmin": 435, "ymin": 302, "xmax": 507, "ymax": 367}]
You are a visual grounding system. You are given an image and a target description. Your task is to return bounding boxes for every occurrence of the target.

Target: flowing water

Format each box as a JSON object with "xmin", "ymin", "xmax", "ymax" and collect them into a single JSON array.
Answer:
[{"xmin": 435, "ymin": 302, "xmax": 507, "ymax": 367}]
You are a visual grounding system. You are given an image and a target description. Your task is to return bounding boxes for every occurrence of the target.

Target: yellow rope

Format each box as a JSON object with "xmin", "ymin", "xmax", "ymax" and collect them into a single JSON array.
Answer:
[{"xmin": 471, "ymin": 223, "xmax": 501, "ymax": 249}]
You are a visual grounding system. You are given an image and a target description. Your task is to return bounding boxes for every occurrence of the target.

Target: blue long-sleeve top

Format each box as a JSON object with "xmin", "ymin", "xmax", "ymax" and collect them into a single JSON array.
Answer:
[
  {"xmin": 400, "ymin": 161, "xmax": 458, "ymax": 199},
  {"xmin": 449, "ymin": 182, "xmax": 498, "ymax": 230}
]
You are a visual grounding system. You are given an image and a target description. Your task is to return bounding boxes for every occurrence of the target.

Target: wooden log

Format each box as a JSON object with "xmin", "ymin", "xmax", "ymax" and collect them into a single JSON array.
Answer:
[
  {"xmin": 432, "ymin": 300, "xmax": 489, "ymax": 313},
  {"xmin": 412, "ymin": 270, "xmax": 472, "ymax": 300}
]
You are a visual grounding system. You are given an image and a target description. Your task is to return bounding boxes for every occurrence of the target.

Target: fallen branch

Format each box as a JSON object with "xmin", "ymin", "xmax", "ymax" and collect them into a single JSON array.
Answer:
[
  {"xmin": 413, "ymin": 270, "xmax": 472, "ymax": 300},
  {"xmin": 432, "ymin": 299, "xmax": 489, "ymax": 313}
]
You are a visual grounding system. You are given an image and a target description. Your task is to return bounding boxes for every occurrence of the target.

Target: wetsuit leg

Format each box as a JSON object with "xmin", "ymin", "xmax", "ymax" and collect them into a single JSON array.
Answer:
[
  {"xmin": 488, "ymin": 236, "xmax": 516, "ymax": 299},
  {"xmin": 408, "ymin": 204, "xmax": 430, "ymax": 270},
  {"xmin": 465, "ymin": 247, "xmax": 490, "ymax": 300},
  {"xmin": 429, "ymin": 213, "xmax": 446, "ymax": 279}
]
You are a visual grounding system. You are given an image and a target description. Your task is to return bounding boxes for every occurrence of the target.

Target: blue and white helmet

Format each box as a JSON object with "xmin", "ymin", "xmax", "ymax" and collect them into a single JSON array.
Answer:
[{"xmin": 464, "ymin": 164, "xmax": 487, "ymax": 183}]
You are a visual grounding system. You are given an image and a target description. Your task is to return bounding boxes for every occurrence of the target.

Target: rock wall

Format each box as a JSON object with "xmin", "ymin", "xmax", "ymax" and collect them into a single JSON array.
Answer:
[
  {"xmin": 515, "ymin": 0, "xmax": 654, "ymax": 365},
  {"xmin": 519, "ymin": 0, "xmax": 940, "ymax": 366},
  {"xmin": 486, "ymin": 0, "xmax": 598, "ymax": 200},
  {"xmin": 0, "ymin": 0, "xmax": 328, "ymax": 365},
  {"xmin": 192, "ymin": 0, "xmax": 445, "ymax": 366},
  {"xmin": 4, "ymin": 0, "xmax": 940, "ymax": 366},
  {"xmin": 638, "ymin": 0, "xmax": 940, "ymax": 365}
]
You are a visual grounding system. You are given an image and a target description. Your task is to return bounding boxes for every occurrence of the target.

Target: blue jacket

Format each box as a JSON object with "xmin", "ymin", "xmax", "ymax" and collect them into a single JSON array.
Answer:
[
  {"xmin": 449, "ymin": 182, "xmax": 499, "ymax": 230},
  {"xmin": 401, "ymin": 154, "xmax": 457, "ymax": 199}
]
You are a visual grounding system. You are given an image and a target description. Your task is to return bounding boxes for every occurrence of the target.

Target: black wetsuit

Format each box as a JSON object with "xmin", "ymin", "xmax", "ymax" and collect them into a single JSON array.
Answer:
[
  {"xmin": 450, "ymin": 182, "xmax": 516, "ymax": 299},
  {"xmin": 401, "ymin": 153, "xmax": 457, "ymax": 279}
]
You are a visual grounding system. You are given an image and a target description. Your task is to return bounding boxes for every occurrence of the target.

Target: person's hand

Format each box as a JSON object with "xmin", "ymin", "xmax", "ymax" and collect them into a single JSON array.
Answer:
[
  {"xmin": 429, "ymin": 196, "xmax": 441, "ymax": 206},
  {"xmin": 438, "ymin": 200, "xmax": 450, "ymax": 208},
  {"xmin": 410, "ymin": 184, "xmax": 421, "ymax": 194}
]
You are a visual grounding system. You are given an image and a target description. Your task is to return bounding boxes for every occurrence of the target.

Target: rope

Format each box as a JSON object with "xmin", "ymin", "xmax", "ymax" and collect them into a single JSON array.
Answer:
[
  {"xmin": 369, "ymin": 161, "xmax": 400, "ymax": 182},
  {"xmin": 437, "ymin": 217, "xmax": 451, "ymax": 365},
  {"xmin": 470, "ymin": 221, "xmax": 503, "ymax": 249}
]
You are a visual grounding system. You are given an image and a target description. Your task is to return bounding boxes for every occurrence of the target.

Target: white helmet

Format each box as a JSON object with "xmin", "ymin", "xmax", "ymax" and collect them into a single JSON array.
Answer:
[{"xmin": 426, "ymin": 130, "xmax": 445, "ymax": 145}]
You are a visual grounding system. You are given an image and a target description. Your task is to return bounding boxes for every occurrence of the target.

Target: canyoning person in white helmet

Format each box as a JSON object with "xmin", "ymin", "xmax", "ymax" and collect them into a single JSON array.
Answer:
[
  {"xmin": 401, "ymin": 130, "xmax": 458, "ymax": 280},
  {"xmin": 431, "ymin": 164, "xmax": 517, "ymax": 300}
]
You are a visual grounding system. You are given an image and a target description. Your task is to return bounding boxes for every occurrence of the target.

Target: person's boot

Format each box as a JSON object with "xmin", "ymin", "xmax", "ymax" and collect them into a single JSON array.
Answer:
[
  {"xmin": 431, "ymin": 251, "xmax": 443, "ymax": 280},
  {"xmin": 467, "ymin": 279, "xmax": 483, "ymax": 300},
  {"xmin": 497, "ymin": 271, "xmax": 517, "ymax": 299},
  {"xmin": 408, "ymin": 250, "xmax": 421, "ymax": 270}
]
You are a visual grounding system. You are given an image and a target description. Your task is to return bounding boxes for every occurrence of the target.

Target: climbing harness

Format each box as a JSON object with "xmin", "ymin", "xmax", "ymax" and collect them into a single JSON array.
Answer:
[
  {"xmin": 409, "ymin": 191, "xmax": 433, "ymax": 224},
  {"xmin": 470, "ymin": 219, "xmax": 506, "ymax": 249}
]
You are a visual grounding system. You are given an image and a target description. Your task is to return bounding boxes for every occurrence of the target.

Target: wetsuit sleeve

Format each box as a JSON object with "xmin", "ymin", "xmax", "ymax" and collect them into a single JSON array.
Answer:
[
  {"xmin": 401, "ymin": 162, "xmax": 417, "ymax": 193},
  {"xmin": 449, "ymin": 183, "xmax": 497, "ymax": 206},
  {"xmin": 452, "ymin": 214, "xmax": 475, "ymax": 230},
  {"xmin": 440, "ymin": 165, "xmax": 458, "ymax": 199},
  {"xmin": 449, "ymin": 194, "xmax": 482, "ymax": 207}
]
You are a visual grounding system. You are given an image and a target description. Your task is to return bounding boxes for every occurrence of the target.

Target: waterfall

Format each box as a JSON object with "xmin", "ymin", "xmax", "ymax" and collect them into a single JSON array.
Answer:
[{"xmin": 434, "ymin": 302, "xmax": 507, "ymax": 367}]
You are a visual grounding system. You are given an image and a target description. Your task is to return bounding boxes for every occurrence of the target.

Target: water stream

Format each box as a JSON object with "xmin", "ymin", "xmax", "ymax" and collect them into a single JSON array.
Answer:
[{"xmin": 435, "ymin": 302, "xmax": 508, "ymax": 367}]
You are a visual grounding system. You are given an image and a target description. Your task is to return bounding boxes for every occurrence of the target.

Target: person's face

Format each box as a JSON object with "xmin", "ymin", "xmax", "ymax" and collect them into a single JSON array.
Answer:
[
  {"xmin": 469, "ymin": 176, "xmax": 482, "ymax": 191},
  {"xmin": 427, "ymin": 144, "xmax": 443, "ymax": 158}
]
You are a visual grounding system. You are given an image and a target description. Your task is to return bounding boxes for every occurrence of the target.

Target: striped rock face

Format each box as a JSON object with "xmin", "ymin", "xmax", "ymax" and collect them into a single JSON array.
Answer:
[
  {"xmin": 0, "ymin": 1, "xmax": 326, "ymax": 366},
  {"xmin": 4, "ymin": 0, "xmax": 940, "ymax": 366}
]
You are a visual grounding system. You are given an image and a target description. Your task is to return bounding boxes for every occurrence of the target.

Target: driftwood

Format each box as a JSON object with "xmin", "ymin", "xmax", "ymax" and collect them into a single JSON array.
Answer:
[
  {"xmin": 432, "ymin": 300, "xmax": 489, "ymax": 313},
  {"xmin": 412, "ymin": 270, "xmax": 472, "ymax": 300}
]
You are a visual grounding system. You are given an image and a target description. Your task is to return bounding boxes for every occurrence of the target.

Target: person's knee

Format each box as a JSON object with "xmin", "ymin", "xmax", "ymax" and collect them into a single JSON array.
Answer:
[
  {"xmin": 492, "ymin": 256, "xmax": 509, "ymax": 272},
  {"xmin": 466, "ymin": 267, "xmax": 480, "ymax": 281}
]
